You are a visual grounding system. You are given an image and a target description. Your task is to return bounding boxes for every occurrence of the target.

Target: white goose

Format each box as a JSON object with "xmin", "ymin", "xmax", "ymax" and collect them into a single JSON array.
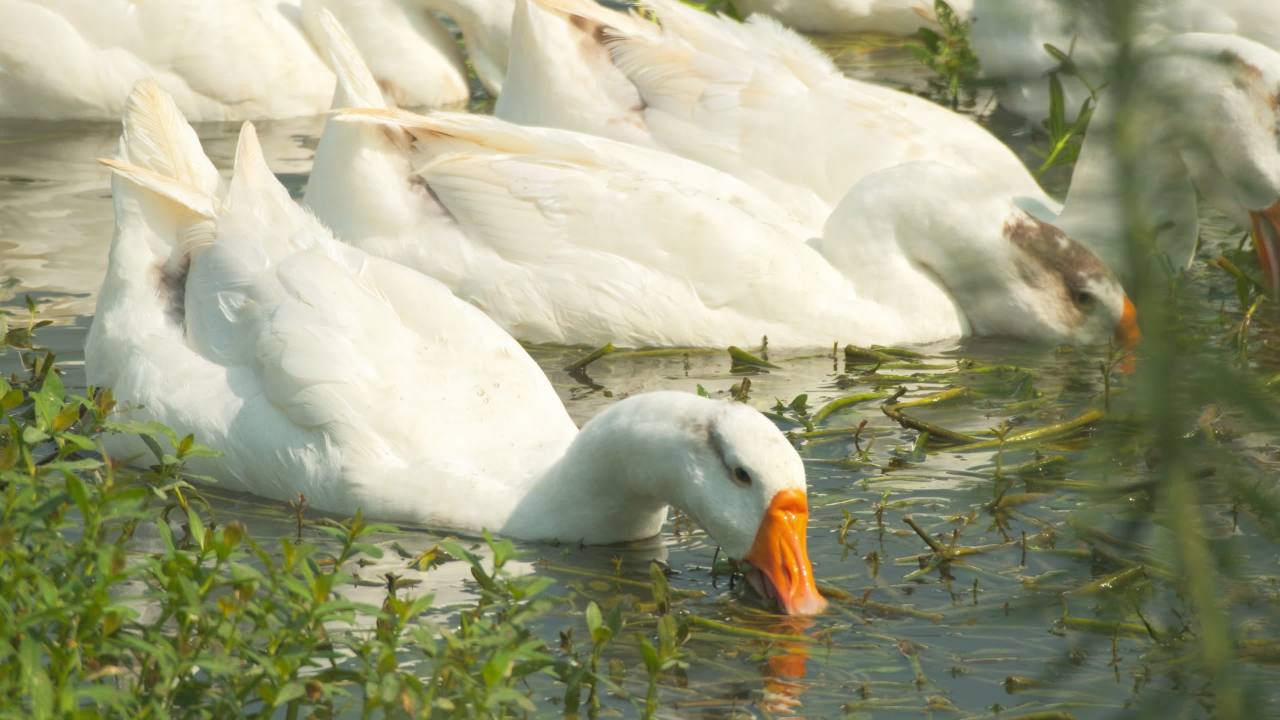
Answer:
[
  {"xmin": 86, "ymin": 81, "xmax": 827, "ymax": 615},
  {"xmin": 733, "ymin": 0, "xmax": 972, "ymax": 36},
  {"xmin": 421, "ymin": 0, "xmax": 516, "ymax": 97},
  {"xmin": 968, "ymin": 0, "xmax": 1280, "ymax": 125},
  {"xmin": 0, "ymin": 0, "xmax": 499, "ymax": 120},
  {"xmin": 304, "ymin": 10, "xmax": 1136, "ymax": 350},
  {"xmin": 499, "ymin": 0, "xmax": 1280, "ymax": 287}
]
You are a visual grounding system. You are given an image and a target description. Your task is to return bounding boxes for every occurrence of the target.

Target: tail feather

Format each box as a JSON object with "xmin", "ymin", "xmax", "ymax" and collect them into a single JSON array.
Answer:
[
  {"xmin": 118, "ymin": 80, "xmax": 220, "ymax": 199},
  {"xmin": 332, "ymin": 107, "xmax": 629, "ymax": 174},
  {"xmin": 98, "ymin": 158, "xmax": 217, "ymax": 219},
  {"xmin": 99, "ymin": 81, "xmax": 220, "ymax": 265},
  {"xmin": 305, "ymin": 5, "xmax": 387, "ymax": 109},
  {"xmin": 335, "ymin": 107, "xmax": 544, "ymax": 155},
  {"xmin": 224, "ymin": 121, "xmax": 334, "ymax": 261}
]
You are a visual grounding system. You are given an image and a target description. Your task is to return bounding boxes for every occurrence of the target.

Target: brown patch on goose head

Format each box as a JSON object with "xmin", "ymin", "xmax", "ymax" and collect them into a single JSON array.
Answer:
[
  {"xmin": 1218, "ymin": 50, "xmax": 1280, "ymax": 117},
  {"xmin": 1003, "ymin": 214, "xmax": 1125, "ymax": 335}
]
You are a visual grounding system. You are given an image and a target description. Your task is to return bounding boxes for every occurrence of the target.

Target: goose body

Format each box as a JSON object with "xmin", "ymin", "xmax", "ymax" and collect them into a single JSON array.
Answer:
[
  {"xmin": 501, "ymin": 0, "xmax": 1280, "ymax": 286},
  {"xmin": 305, "ymin": 10, "xmax": 1133, "ymax": 350},
  {"xmin": 87, "ymin": 81, "xmax": 827, "ymax": 614},
  {"xmin": 734, "ymin": 0, "xmax": 972, "ymax": 36},
  {"xmin": 968, "ymin": 0, "xmax": 1280, "ymax": 124},
  {"xmin": 499, "ymin": 0, "xmax": 1034, "ymax": 211},
  {"xmin": 0, "ymin": 0, "xmax": 482, "ymax": 120}
]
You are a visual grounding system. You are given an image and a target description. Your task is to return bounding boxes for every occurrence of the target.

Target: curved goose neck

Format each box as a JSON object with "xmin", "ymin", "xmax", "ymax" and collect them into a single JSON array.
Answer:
[{"xmin": 499, "ymin": 393, "xmax": 712, "ymax": 545}]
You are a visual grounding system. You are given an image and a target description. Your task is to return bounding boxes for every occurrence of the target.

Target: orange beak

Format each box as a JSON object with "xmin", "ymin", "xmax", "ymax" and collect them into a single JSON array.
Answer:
[
  {"xmin": 744, "ymin": 489, "xmax": 827, "ymax": 615},
  {"xmin": 1113, "ymin": 296, "xmax": 1140, "ymax": 374},
  {"xmin": 1115, "ymin": 296, "xmax": 1141, "ymax": 349},
  {"xmin": 1249, "ymin": 200, "xmax": 1280, "ymax": 298}
]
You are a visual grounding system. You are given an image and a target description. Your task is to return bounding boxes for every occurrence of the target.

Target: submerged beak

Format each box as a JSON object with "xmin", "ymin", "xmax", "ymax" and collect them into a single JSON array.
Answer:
[
  {"xmin": 1113, "ymin": 296, "xmax": 1140, "ymax": 374},
  {"xmin": 1115, "ymin": 296, "xmax": 1141, "ymax": 349},
  {"xmin": 1249, "ymin": 200, "xmax": 1280, "ymax": 298},
  {"xmin": 744, "ymin": 489, "xmax": 827, "ymax": 615}
]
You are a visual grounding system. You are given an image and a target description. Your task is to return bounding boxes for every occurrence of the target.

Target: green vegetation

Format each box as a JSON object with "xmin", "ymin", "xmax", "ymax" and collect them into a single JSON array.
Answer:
[
  {"xmin": 908, "ymin": 0, "xmax": 981, "ymax": 109},
  {"xmin": 0, "ymin": 309, "xmax": 616, "ymax": 718},
  {"xmin": 677, "ymin": 0, "xmax": 742, "ymax": 20},
  {"xmin": 1032, "ymin": 42, "xmax": 1102, "ymax": 178}
]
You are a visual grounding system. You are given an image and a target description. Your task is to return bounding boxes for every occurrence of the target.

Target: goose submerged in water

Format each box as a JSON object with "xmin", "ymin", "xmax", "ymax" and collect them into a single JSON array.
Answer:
[
  {"xmin": 303, "ymin": 10, "xmax": 1137, "ymax": 349},
  {"xmin": 85, "ymin": 81, "xmax": 826, "ymax": 614},
  {"xmin": 499, "ymin": 0, "xmax": 1280, "ymax": 289},
  {"xmin": 0, "ymin": 0, "xmax": 512, "ymax": 120}
]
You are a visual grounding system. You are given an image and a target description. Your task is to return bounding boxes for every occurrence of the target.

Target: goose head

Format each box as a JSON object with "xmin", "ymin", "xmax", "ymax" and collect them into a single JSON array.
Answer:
[
  {"xmin": 672, "ymin": 399, "xmax": 826, "ymax": 616},
  {"xmin": 521, "ymin": 392, "xmax": 827, "ymax": 615},
  {"xmin": 822, "ymin": 162, "xmax": 1139, "ymax": 347},
  {"xmin": 937, "ymin": 211, "xmax": 1139, "ymax": 347}
]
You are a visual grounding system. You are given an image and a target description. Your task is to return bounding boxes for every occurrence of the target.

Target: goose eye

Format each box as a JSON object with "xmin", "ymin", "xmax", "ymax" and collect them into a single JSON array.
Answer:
[
  {"xmin": 732, "ymin": 466, "xmax": 752, "ymax": 487},
  {"xmin": 1073, "ymin": 290, "xmax": 1096, "ymax": 308}
]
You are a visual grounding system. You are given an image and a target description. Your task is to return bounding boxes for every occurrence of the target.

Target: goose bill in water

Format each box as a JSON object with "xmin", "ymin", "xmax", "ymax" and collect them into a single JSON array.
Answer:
[
  {"xmin": 1117, "ymin": 297, "xmax": 1141, "ymax": 349},
  {"xmin": 744, "ymin": 489, "xmax": 826, "ymax": 615},
  {"xmin": 1250, "ymin": 200, "xmax": 1280, "ymax": 296}
]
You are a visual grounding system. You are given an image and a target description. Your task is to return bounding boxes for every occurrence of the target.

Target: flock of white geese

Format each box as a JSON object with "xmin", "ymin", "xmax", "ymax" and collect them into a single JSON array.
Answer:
[{"xmin": 9, "ymin": 0, "xmax": 1280, "ymax": 614}]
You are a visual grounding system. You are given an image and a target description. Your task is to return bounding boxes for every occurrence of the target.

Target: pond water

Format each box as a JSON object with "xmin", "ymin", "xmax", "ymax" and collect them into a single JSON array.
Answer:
[{"xmin": 3, "ymin": 35, "xmax": 1279, "ymax": 719}]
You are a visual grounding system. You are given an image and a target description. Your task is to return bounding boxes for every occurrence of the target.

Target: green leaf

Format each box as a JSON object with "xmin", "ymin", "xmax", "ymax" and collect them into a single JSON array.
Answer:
[
  {"xmin": 482, "ymin": 650, "xmax": 512, "ymax": 688},
  {"xmin": 186, "ymin": 506, "xmax": 206, "ymax": 551},
  {"xmin": 1043, "ymin": 42, "xmax": 1072, "ymax": 66},
  {"xmin": 606, "ymin": 603, "xmax": 624, "ymax": 637},
  {"xmin": 0, "ymin": 388, "xmax": 22, "ymax": 412},
  {"xmin": 727, "ymin": 345, "xmax": 779, "ymax": 371},
  {"xmin": 140, "ymin": 434, "xmax": 166, "ymax": 465},
  {"xmin": 638, "ymin": 636, "xmax": 660, "ymax": 674},
  {"xmin": 917, "ymin": 27, "xmax": 943, "ymax": 55},
  {"xmin": 66, "ymin": 474, "xmax": 90, "ymax": 516},
  {"xmin": 272, "ymin": 681, "xmax": 305, "ymax": 708},
  {"xmin": 1047, "ymin": 73, "xmax": 1066, "ymax": 138},
  {"xmin": 648, "ymin": 562, "xmax": 670, "ymax": 614},
  {"xmin": 657, "ymin": 614, "xmax": 679, "ymax": 657}
]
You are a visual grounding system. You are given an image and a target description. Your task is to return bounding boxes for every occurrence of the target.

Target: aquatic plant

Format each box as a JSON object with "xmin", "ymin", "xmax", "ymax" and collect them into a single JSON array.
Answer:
[
  {"xmin": 908, "ymin": 0, "xmax": 980, "ymax": 110},
  {"xmin": 1031, "ymin": 42, "xmax": 1099, "ymax": 178}
]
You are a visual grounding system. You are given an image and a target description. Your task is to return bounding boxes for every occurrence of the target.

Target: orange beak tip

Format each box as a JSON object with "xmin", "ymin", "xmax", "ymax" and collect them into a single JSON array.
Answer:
[
  {"xmin": 744, "ymin": 488, "xmax": 828, "ymax": 616},
  {"xmin": 1115, "ymin": 296, "xmax": 1141, "ymax": 349}
]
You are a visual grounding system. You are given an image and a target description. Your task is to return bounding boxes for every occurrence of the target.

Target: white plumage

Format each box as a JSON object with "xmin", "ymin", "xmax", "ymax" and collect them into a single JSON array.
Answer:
[
  {"xmin": 306, "ymin": 11, "xmax": 1132, "ymax": 350},
  {"xmin": 87, "ymin": 80, "xmax": 829, "ymax": 614},
  {"xmin": 0, "ymin": 0, "xmax": 512, "ymax": 120}
]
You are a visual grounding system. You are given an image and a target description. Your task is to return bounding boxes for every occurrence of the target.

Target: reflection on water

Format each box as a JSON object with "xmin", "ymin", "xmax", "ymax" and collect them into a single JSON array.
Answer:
[
  {"xmin": 0, "ymin": 116, "xmax": 322, "ymax": 318},
  {"xmin": 3, "ymin": 39, "xmax": 1278, "ymax": 720}
]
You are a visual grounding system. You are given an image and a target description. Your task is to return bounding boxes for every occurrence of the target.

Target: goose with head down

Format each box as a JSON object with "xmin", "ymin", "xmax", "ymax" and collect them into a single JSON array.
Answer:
[
  {"xmin": 86, "ymin": 81, "xmax": 827, "ymax": 615},
  {"xmin": 0, "ymin": 0, "xmax": 507, "ymax": 120},
  {"xmin": 303, "ymin": 9, "xmax": 1136, "ymax": 350},
  {"xmin": 498, "ymin": 0, "xmax": 1280, "ymax": 291},
  {"xmin": 731, "ymin": 0, "xmax": 974, "ymax": 36}
]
